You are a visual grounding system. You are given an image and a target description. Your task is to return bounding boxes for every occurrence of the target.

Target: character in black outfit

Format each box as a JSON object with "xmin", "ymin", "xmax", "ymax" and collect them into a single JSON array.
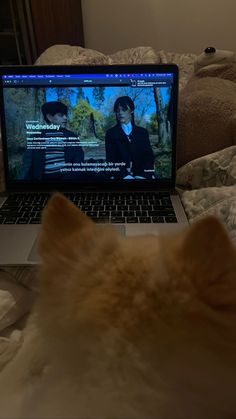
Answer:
[
  {"xmin": 21, "ymin": 101, "xmax": 84, "ymax": 180},
  {"xmin": 105, "ymin": 96, "xmax": 155, "ymax": 179}
]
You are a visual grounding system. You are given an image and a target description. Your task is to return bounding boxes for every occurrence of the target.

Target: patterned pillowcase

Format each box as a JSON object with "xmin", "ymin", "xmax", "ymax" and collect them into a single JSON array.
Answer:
[
  {"xmin": 176, "ymin": 145, "xmax": 236, "ymax": 189},
  {"xmin": 35, "ymin": 45, "xmax": 159, "ymax": 65},
  {"xmin": 158, "ymin": 50, "xmax": 196, "ymax": 90}
]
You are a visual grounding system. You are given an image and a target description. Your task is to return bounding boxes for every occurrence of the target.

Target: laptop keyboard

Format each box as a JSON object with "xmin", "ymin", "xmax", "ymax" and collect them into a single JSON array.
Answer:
[{"xmin": 0, "ymin": 192, "xmax": 177, "ymax": 224}]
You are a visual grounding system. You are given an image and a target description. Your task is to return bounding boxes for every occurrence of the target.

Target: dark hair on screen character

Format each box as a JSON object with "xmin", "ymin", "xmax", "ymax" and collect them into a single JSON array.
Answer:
[
  {"xmin": 114, "ymin": 96, "xmax": 135, "ymax": 124},
  {"xmin": 41, "ymin": 101, "xmax": 68, "ymax": 124}
]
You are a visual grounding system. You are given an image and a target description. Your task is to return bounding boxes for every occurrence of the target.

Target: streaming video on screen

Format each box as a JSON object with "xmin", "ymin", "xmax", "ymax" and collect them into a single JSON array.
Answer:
[{"xmin": 3, "ymin": 84, "xmax": 174, "ymax": 181}]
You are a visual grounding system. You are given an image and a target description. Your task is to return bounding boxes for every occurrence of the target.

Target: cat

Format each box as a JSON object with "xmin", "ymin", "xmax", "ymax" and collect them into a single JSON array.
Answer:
[{"xmin": 0, "ymin": 193, "xmax": 236, "ymax": 419}]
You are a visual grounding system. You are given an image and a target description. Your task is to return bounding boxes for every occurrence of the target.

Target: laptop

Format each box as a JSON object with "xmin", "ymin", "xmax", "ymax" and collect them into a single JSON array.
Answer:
[{"xmin": 0, "ymin": 63, "xmax": 188, "ymax": 265}]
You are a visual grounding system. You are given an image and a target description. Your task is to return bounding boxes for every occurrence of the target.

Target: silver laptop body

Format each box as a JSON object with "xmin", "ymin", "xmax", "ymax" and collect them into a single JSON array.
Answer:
[{"xmin": 0, "ymin": 64, "xmax": 188, "ymax": 265}]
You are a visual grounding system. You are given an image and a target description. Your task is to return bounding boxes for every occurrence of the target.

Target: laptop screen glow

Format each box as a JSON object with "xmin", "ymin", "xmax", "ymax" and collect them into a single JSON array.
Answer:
[{"xmin": 1, "ymin": 69, "xmax": 176, "ymax": 184}]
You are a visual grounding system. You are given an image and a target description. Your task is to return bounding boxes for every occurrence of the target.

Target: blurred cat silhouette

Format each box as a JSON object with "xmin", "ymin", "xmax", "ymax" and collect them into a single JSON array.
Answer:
[{"xmin": 0, "ymin": 193, "xmax": 236, "ymax": 419}]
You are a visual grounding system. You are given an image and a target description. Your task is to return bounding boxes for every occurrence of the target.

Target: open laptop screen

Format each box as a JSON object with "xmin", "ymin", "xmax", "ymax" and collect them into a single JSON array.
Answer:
[{"xmin": 0, "ymin": 64, "xmax": 178, "ymax": 189}]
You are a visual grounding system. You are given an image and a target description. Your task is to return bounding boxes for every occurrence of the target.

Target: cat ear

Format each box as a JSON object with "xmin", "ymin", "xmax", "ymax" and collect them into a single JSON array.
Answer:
[
  {"xmin": 166, "ymin": 216, "xmax": 236, "ymax": 308},
  {"xmin": 38, "ymin": 193, "xmax": 95, "ymax": 261},
  {"xmin": 41, "ymin": 193, "xmax": 93, "ymax": 235},
  {"xmin": 181, "ymin": 216, "xmax": 236, "ymax": 307}
]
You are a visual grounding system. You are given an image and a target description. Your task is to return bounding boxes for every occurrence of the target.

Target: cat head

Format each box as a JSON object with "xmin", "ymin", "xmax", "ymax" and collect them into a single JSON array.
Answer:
[
  {"xmin": 36, "ymin": 193, "xmax": 236, "ymax": 413},
  {"xmin": 37, "ymin": 193, "xmax": 236, "ymax": 342}
]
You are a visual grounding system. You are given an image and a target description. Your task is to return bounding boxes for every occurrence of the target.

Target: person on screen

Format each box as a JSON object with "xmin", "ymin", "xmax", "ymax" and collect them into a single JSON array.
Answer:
[
  {"xmin": 21, "ymin": 101, "xmax": 84, "ymax": 180},
  {"xmin": 105, "ymin": 96, "xmax": 155, "ymax": 180}
]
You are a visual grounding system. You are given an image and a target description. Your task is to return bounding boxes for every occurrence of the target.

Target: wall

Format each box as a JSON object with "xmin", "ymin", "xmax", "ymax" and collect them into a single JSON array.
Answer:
[{"xmin": 81, "ymin": 0, "xmax": 235, "ymax": 54}]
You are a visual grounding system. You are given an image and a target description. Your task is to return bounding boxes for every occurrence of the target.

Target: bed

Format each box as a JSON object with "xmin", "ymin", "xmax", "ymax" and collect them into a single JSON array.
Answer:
[{"xmin": 0, "ymin": 44, "xmax": 235, "ymax": 369}]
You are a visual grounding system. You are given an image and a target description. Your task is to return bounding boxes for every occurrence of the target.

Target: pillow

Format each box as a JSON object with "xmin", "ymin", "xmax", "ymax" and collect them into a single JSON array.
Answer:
[
  {"xmin": 35, "ymin": 45, "xmax": 158, "ymax": 65},
  {"xmin": 0, "ymin": 271, "xmax": 35, "ymax": 333},
  {"xmin": 177, "ymin": 62, "xmax": 236, "ymax": 168},
  {"xmin": 176, "ymin": 145, "xmax": 236, "ymax": 189},
  {"xmin": 157, "ymin": 50, "xmax": 196, "ymax": 90},
  {"xmin": 109, "ymin": 46, "xmax": 158, "ymax": 64}
]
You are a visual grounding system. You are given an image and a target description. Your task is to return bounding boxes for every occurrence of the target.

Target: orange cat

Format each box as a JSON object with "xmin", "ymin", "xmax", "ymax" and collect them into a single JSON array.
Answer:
[{"xmin": 0, "ymin": 193, "xmax": 236, "ymax": 418}]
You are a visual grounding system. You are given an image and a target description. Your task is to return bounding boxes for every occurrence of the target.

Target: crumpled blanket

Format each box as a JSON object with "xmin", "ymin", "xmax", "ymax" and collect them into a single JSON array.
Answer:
[
  {"xmin": 0, "ymin": 270, "xmax": 36, "ymax": 371},
  {"xmin": 177, "ymin": 146, "xmax": 236, "ymax": 245},
  {"xmin": 0, "ymin": 330, "xmax": 22, "ymax": 371}
]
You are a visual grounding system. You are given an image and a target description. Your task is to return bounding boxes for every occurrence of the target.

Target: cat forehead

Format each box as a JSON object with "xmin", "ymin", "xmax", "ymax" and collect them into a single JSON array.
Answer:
[{"xmin": 119, "ymin": 234, "xmax": 162, "ymax": 258}]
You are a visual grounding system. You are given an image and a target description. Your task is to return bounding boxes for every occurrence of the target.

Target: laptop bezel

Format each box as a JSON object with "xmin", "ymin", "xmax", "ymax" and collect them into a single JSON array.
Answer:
[{"xmin": 0, "ymin": 63, "xmax": 178, "ymax": 192}]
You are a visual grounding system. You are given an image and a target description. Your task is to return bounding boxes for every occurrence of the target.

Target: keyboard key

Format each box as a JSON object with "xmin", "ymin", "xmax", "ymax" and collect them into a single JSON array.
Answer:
[
  {"xmin": 93, "ymin": 205, "xmax": 104, "ymax": 211},
  {"xmin": 0, "ymin": 209, "xmax": 22, "ymax": 217},
  {"xmin": 3, "ymin": 218, "xmax": 17, "ymax": 224},
  {"xmin": 139, "ymin": 199, "xmax": 149, "ymax": 205},
  {"xmin": 29, "ymin": 218, "xmax": 41, "ymax": 224},
  {"xmin": 6, "ymin": 197, "xmax": 21, "ymax": 203},
  {"xmin": 161, "ymin": 198, "xmax": 172, "ymax": 206},
  {"xmin": 20, "ymin": 207, "xmax": 33, "ymax": 213},
  {"xmin": 27, "ymin": 212, "xmax": 37, "ymax": 218},
  {"xmin": 153, "ymin": 205, "xmax": 173, "ymax": 211},
  {"xmin": 124, "ymin": 211, "xmax": 135, "ymax": 217},
  {"xmin": 17, "ymin": 218, "xmax": 30, "ymax": 224},
  {"xmin": 165, "ymin": 216, "xmax": 178, "ymax": 223},
  {"xmin": 127, "ymin": 217, "xmax": 139, "ymax": 223},
  {"xmin": 136, "ymin": 210, "xmax": 147, "ymax": 217},
  {"xmin": 139, "ymin": 217, "xmax": 151, "ymax": 223},
  {"xmin": 149, "ymin": 210, "xmax": 164, "ymax": 216},
  {"xmin": 105, "ymin": 205, "xmax": 116, "ymax": 211},
  {"xmin": 86, "ymin": 211, "xmax": 98, "ymax": 218},
  {"xmin": 141, "ymin": 205, "xmax": 150, "ymax": 211},
  {"xmin": 117, "ymin": 205, "xmax": 127, "ymax": 211},
  {"xmin": 81, "ymin": 206, "xmax": 92, "ymax": 211},
  {"xmin": 152, "ymin": 216, "xmax": 164, "ymax": 223},
  {"xmin": 98, "ymin": 211, "xmax": 110, "ymax": 217},
  {"xmin": 1, "ymin": 203, "xmax": 19, "ymax": 209},
  {"xmin": 96, "ymin": 217, "xmax": 110, "ymax": 223},
  {"xmin": 111, "ymin": 211, "xmax": 122, "ymax": 217},
  {"xmin": 32, "ymin": 206, "xmax": 44, "ymax": 212},
  {"xmin": 116, "ymin": 201, "xmax": 125, "ymax": 205},
  {"xmin": 149, "ymin": 210, "xmax": 175, "ymax": 217},
  {"xmin": 111, "ymin": 217, "xmax": 125, "ymax": 223}
]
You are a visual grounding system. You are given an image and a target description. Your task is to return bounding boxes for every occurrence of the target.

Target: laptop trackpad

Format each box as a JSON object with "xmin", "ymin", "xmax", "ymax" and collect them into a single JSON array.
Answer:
[
  {"xmin": 27, "ymin": 225, "xmax": 126, "ymax": 262},
  {"xmin": 28, "ymin": 238, "xmax": 41, "ymax": 263},
  {"xmin": 113, "ymin": 225, "xmax": 126, "ymax": 235}
]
